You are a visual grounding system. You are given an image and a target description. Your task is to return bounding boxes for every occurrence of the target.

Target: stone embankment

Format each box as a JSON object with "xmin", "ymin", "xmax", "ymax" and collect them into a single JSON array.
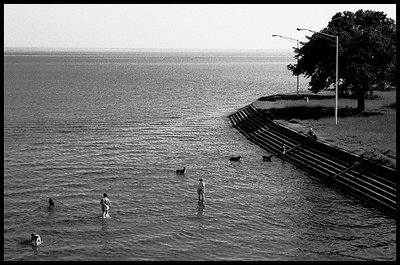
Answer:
[{"xmin": 228, "ymin": 104, "xmax": 396, "ymax": 217}]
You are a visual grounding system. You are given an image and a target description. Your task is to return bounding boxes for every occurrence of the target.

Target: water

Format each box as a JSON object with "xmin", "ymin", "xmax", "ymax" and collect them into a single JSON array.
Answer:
[{"xmin": 3, "ymin": 50, "xmax": 396, "ymax": 261}]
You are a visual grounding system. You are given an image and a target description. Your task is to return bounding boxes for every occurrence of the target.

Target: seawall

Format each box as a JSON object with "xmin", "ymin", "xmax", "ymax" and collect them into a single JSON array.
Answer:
[{"xmin": 228, "ymin": 104, "xmax": 396, "ymax": 217}]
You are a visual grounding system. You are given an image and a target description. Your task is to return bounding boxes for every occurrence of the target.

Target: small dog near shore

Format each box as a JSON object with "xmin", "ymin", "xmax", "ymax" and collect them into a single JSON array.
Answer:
[
  {"xmin": 263, "ymin": 155, "xmax": 273, "ymax": 161},
  {"xmin": 176, "ymin": 167, "xmax": 186, "ymax": 175},
  {"xmin": 230, "ymin": 156, "xmax": 242, "ymax": 162}
]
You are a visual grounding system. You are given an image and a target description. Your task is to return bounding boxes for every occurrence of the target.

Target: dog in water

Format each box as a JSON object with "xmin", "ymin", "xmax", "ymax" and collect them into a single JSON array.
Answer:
[
  {"xmin": 176, "ymin": 167, "xmax": 186, "ymax": 175},
  {"xmin": 263, "ymin": 155, "xmax": 273, "ymax": 162},
  {"xmin": 48, "ymin": 198, "xmax": 54, "ymax": 208},
  {"xmin": 31, "ymin": 233, "xmax": 42, "ymax": 246},
  {"xmin": 229, "ymin": 156, "xmax": 242, "ymax": 162}
]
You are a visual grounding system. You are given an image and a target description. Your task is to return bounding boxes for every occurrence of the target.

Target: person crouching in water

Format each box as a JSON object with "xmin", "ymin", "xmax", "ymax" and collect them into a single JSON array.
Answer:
[
  {"xmin": 31, "ymin": 233, "xmax": 42, "ymax": 246},
  {"xmin": 197, "ymin": 178, "xmax": 205, "ymax": 202},
  {"xmin": 100, "ymin": 193, "xmax": 111, "ymax": 218}
]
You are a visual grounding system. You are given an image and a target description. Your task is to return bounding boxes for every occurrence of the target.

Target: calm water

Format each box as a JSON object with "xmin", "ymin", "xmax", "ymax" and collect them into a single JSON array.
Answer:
[{"xmin": 3, "ymin": 50, "xmax": 396, "ymax": 261}]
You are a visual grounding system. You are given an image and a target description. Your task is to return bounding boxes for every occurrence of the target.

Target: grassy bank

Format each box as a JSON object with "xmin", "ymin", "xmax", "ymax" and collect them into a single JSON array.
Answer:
[{"xmin": 253, "ymin": 90, "xmax": 396, "ymax": 169}]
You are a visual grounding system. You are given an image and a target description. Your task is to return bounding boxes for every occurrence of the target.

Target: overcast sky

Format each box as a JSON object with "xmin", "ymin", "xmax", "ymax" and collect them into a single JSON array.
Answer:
[{"xmin": 4, "ymin": 4, "xmax": 396, "ymax": 50}]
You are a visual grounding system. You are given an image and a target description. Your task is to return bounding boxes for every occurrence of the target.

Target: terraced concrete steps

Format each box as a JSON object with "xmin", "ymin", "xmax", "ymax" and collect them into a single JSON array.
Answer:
[{"xmin": 228, "ymin": 104, "xmax": 396, "ymax": 217}]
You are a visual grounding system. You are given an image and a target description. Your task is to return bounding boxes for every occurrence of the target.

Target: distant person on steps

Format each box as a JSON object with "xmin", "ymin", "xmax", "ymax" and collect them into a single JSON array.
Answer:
[
  {"xmin": 100, "ymin": 193, "xmax": 111, "ymax": 218},
  {"xmin": 308, "ymin": 127, "xmax": 317, "ymax": 141}
]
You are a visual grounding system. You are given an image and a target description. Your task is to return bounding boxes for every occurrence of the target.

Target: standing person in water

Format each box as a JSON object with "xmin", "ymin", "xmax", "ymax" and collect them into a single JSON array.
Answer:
[
  {"xmin": 100, "ymin": 193, "xmax": 111, "ymax": 218},
  {"xmin": 197, "ymin": 178, "xmax": 206, "ymax": 202}
]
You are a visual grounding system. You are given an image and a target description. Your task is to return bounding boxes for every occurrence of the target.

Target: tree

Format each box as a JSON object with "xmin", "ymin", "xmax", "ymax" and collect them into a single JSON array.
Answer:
[{"xmin": 288, "ymin": 10, "xmax": 396, "ymax": 111}]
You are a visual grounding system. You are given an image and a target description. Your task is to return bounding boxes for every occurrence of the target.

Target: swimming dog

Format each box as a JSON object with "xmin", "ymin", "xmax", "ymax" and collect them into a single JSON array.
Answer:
[
  {"xmin": 176, "ymin": 167, "xmax": 186, "ymax": 175},
  {"xmin": 48, "ymin": 198, "xmax": 54, "ymax": 208},
  {"xmin": 229, "ymin": 156, "xmax": 242, "ymax": 161},
  {"xmin": 263, "ymin": 155, "xmax": 273, "ymax": 161}
]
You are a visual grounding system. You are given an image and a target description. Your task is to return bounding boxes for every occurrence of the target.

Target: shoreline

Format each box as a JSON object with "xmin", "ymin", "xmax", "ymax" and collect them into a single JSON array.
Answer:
[
  {"xmin": 252, "ymin": 90, "xmax": 396, "ymax": 170},
  {"xmin": 228, "ymin": 104, "xmax": 396, "ymax": 217}
]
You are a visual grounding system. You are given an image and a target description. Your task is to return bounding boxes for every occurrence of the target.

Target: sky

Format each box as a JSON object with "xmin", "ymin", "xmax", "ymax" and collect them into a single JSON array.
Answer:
[{"xmin": 4, "ymin": 4, "xmax": 397, "ymax": 50}]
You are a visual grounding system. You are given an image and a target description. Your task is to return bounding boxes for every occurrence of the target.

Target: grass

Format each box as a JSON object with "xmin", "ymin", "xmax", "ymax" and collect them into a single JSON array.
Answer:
[{"xmin": 253, "ymin": 90, "xmax": 396, "ymax": 169}]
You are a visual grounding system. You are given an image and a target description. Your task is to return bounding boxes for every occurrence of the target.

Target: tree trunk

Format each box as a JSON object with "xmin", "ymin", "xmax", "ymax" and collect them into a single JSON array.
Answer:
[{"xmin": 357, "ymin": 91, "xmax": 366, "ymax": 112}]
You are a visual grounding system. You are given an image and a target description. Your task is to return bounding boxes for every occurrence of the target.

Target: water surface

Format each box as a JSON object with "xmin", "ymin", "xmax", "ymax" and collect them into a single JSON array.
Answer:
[{"xmin": 4, "ymin": 50, "xmax": 395, "ymax": 261}]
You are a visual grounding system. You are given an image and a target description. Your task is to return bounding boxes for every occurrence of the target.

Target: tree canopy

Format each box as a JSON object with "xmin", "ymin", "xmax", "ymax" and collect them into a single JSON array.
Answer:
[{"xmin": 288, "ymin": 9, "xmax": 396, "ymax": 111}]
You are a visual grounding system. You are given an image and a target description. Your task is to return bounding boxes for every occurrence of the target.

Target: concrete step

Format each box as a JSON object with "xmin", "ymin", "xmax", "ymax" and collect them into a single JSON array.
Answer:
[{"xmin": 228, "ymin": 104, "xmax": 396, "ymax": 217}]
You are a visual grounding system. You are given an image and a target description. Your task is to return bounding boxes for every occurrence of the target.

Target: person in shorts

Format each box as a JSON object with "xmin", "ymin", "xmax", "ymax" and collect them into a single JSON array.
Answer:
[
  {"xmin": 197, "ymin": 178, "xmax": 206, "ymax": 202},
  {"xmin": 100, "ymin": 193, "xmax": 111, "ymax": 218}
]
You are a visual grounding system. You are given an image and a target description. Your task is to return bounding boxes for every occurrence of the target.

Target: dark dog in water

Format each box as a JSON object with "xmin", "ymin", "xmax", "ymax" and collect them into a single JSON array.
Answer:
[
  {"xmin": 48, "ymin": 198, "xmax": 54, "ymax": 208},
  {"xmin": 176, "ymin": 167, "xmax": 186, "ymax": 175},
  {"xmin": 229, "ymin": 156, "xmax": 242, "ymax": 162},
  {"xmin": 263, "ymin": 155, "xmax": 273, "ymax": 162}
]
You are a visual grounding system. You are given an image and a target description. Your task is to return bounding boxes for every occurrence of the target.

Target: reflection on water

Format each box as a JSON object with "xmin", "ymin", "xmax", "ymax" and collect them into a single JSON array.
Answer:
[
  {"xmin": 101, "ymin": 218, "xmax": 110, "ymax": 250},
  {"xmin": 197, "ymin": 201, "xmax": 205, "ymax": 215}
]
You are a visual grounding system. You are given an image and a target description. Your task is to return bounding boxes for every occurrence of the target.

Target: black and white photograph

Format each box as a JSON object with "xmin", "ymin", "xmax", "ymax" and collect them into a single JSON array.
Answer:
[{"xmin": 4, "ymin": 3, "xmax": 396, "ymax": 261}]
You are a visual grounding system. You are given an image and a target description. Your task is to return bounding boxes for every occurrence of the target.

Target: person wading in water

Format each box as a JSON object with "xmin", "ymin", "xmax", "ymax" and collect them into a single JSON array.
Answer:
[
  {"xmin": 100, "ymin": 193, "xmax": 111, "ymax": 218},
  {"xmin": 197, "ymin": 178, "xmax": 205, "ymax": 202}
]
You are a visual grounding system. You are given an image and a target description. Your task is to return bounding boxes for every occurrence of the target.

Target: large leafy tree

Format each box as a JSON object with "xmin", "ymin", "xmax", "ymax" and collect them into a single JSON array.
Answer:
[{"xmin": 288, "ymin": 10, "xmax": 396, "ymax": 111}]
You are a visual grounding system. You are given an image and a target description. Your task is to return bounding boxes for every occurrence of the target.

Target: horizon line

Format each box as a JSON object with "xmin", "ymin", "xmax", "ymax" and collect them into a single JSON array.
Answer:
[{"xmin": 4, "ymin": 46, "xmax": 294, "ymax": 52}]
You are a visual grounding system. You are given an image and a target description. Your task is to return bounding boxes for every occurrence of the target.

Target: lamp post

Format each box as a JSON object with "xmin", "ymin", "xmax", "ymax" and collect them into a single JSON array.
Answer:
[
  {"xmin": 272, "ymin": 34, "xmax": 300, "ymax": 96},
  {"xmin": 297, "ymin": 28, "xmax": 339, "ymax": 125}
]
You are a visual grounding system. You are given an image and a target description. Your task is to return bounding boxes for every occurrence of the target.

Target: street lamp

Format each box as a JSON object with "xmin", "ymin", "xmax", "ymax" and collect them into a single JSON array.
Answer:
[
  {"xmin": 297, "ymin": 28, "xmax": 339, "ymax": 125},
  {"xmin": 272, "ymin": 34, "xmax": 300, "ymax": 96}
]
